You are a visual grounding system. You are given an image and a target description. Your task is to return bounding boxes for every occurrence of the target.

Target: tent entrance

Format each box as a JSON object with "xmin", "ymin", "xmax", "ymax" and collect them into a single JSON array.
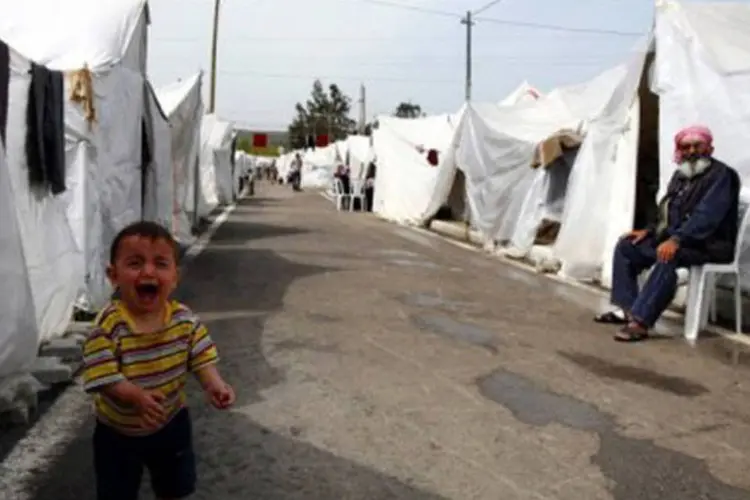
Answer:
[
  {"xmin": 633, "ymin": 50, "xmax": 660, "ymax": 230},
  {"xmin": 434, "ymin": 169, "xmax": 468, "ymax": 222}
]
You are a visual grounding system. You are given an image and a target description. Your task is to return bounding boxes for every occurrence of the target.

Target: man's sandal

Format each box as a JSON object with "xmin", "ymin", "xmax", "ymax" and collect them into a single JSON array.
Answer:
[
  {"xmin": 593, "ymin": 311, "xmax": 628, "ymax": 325},
  {"xmin": 614, "ymin": 324, "xmax": 649, "ymax": 343}
]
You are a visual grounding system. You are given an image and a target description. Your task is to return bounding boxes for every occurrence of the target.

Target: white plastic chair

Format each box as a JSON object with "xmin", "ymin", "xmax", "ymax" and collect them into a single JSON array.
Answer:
[
  {"xmin": 349, "ymin": 179, "xmax": 366, "ymax": 212},
  {"xmin": 332, "ymin": 178, "xmax": 348, "ymax": 211},
  {"xmin": 684, "ymin": 189, "xmax": 750, "ymax": 342}
]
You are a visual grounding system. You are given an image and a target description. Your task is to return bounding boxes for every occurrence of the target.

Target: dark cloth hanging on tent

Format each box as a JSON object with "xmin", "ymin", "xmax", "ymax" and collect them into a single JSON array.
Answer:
[
  {"xmin": 26, "ymin": 62, "xmax": 66, "ymax": 194},
  {"xmin": 0, "ymin": 41, "xmax": 9, "ymax": 147},
  {"xmin": 140, "ymin": 117, "xmax": 153, "ymax": 214}
]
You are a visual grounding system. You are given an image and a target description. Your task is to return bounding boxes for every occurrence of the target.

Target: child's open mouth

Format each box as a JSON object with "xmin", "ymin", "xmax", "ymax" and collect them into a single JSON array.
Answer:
[{"xmin": 135, "ymin": 283, "xmax": 160, "ymax": 304}]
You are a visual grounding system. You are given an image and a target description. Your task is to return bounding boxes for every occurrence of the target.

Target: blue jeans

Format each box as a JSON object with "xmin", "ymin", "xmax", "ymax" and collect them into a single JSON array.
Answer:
[{"xmin": 610, "ymin": 236, "xmax": 708, "ymax": 328}]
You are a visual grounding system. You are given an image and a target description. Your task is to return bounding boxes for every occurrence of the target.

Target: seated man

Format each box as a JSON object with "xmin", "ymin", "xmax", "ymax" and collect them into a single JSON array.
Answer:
[
  {"xmin": 334, "ymin": 164, "xmax": 351, "ymax": 194},
  {"xmin": 595, "ymin": 125, "xmax": 740, "ymax": 342}
]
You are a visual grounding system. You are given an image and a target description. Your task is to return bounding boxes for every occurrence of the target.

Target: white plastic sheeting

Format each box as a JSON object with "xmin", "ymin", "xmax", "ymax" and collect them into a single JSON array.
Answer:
[
  {"xmin": 457, "ymin": 53, "xmax": 647, "ymax": 283},
  {"xmin": 142, "ymin": 83, "xmax": 173, "ymax": 231},
  {"xmin": 198, "ymin": 114, "xmax": 234, "ymax": 216},
  {"xmin": 654, "ymin": 0, "xmax": 750, "ymax": 289},
  {"xmin": 0, "ymin": 0, "xmax": 147, "ymax": 72},
  {"xmin": 3, "ymin": 47, "xmax": 84, "ymax": 357},
  {"xmin": 372, "ymin": 114, "xmax": 459, "ymax": 225},
  {"xmin": 342, "ymin": 135, "xmax": 375, "ymax": 179},
  {"xmin": 0, "ymin": 137, "xmax": 43, "ymax": 378},
  {"xmin": 457, "ymin": 0, "xmax": 750, "ymax": 289},
  {"xmin": 155, "ymin": 72, "xmax": 204, "ymax": 243},
  {"xmin": 0, "ymin": 1, "xmax": 149, "ymax": 337},
  {"xmin": 301, "ymin": 144, "xmax": 338, "ymax": 189},
  {"xmin": 276, "ymin": 153, "xmax": 293, "ymax": 183},
  {"xmin": 234, "ymin": 151, "xmax": 254, "ymax": 177},
  {"xmin": 499, "ymin": 81, "xmax": 542, "ymax": 106}
]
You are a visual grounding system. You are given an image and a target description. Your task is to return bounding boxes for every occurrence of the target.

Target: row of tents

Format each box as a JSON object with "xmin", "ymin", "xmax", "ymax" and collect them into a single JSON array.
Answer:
[
  {"xmin": 0, "ymin": 1, "xmax": 244, "ymax": 387},
  {"xmin": 281, "ymin": 0, "xmax": 750, "ymax": 312}
]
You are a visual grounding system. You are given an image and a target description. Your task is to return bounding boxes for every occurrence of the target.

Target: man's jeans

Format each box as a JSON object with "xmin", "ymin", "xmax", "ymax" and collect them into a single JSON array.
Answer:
[{"xmin": 610, "ymin": 236, "xmax": 708, "ymax": 327}]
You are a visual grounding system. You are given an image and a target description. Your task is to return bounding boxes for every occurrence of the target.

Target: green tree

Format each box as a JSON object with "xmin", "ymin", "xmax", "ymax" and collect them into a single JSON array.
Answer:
[
  {"xmin": 288, "ymin": 80, "xmax": 357, "ymax": 149},
  {"xmin": 394, "ymin": 101, "xmax": 423, "ymax": 119}
]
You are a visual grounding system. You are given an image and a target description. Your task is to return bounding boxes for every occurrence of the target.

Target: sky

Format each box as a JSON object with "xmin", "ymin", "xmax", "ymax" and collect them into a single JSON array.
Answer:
[{"xmin": 147, "ymin": 0, "xmax": 658, "ymax": 131}]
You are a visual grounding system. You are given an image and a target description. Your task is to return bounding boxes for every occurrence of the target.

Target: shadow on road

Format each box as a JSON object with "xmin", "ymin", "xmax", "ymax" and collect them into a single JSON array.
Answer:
[
  {"xmin": 208, "ymin": 220, "xmax": 310, "ymax": 243},
  {"xmin": 20, "ymin": 213, "xmax": 447, "ymax": 499}
]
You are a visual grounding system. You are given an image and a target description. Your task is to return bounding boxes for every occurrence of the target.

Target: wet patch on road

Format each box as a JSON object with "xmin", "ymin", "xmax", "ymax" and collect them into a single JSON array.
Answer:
[
  {"xmin": 559, "ymin": 351, "xmax": 709, "ymax": 397},
  {"xmin": 411, "ymin": 314, "xmax": 500, "ymax": 354},
  {"xmin": 477, "ymin": 369, "xmax": 749, "ymax": 500}
]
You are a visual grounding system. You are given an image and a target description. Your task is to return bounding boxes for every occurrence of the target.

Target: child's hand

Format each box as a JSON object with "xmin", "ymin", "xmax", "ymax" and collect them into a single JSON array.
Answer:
[
  {"xmin": 133, "ymin": 389, "xmax": 166, "ymax": 428},
  {"xmin": 206, "ymin": 381, "xmax": 235, "ymax": 409}
]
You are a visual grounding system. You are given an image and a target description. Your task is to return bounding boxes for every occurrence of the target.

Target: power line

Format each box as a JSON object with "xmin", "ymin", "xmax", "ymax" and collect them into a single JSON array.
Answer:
[
  {"xmin": 475, "ymin": 15, "xmax": 643, "ymax": 36},
  {"xmin": 152, "ymin": 35, "xmax": 449, "ymax": 43},
  {"xmin": 217, "ymin": 55, "xmax": 614, "ymax": 83},
  {"xmin": 219, "ymin": 69, "xmax": 460, "ymax": 84},
  {"xmin": 355, "ymin": 0, "xmax": 461, "ymax": 18},
  {"xmin": 472, "ymin": 0, "xmax": 505, "ymax": 16},
  {"xmin": 165, "ymin": 52, "xmax": 628, "ymax": 62},
  {"xmin": 347, "ymin": 0, "xmax": 643, "ymax": 37}
]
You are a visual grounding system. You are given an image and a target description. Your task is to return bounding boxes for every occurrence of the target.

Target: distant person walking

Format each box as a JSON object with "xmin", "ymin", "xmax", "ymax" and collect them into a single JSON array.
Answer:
[{"xmin": 289, "ymin": 153, "xmax": 302, "ymax": 192}]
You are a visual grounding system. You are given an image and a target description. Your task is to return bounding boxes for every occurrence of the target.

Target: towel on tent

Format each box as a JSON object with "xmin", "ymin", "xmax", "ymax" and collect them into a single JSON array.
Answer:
[{"xmin": 531, "ymin": 129, "xmax": 584, "ymax": 169}]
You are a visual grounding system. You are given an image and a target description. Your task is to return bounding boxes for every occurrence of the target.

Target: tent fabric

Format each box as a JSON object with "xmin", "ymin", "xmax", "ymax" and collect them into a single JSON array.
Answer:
[
  {"xmin": 142, "ymin": 81, "xmax": 172, "ymax": 230},
  {"xmin": 0, "ymin": 124, "xmax": 49, "ymax": 379},
  {"xmin": 455, "ymin": 0, "xmax": 750, "ymax": 289},
  {"xmin": 372, "ymin": 114, "xmax": 459, "ymax": 225},
  {"xmin": 155, "ymin": 72, "xmax": 204, "ymax": 244},
  {"xmin": 301, "ymin": 144, "xmax": 338, "ymax": 189},
  {"xmin": 499, "ymin": 81, "xmax": 542, "ymax": 106},
  {"xmin": 654, "ymin": 0, "xmax": 750, "ymax": 289},
  {"xmin": 342, "ymin": 135, "xmax": 375, "ymax": 179},
  {"xmin": 198, "ymin": 114, "xmax": 234, "ymax": 216},
  {"xmin": 0, "ymin": 0, "xmax": 148, "ymax": 72},
  {"xmin": 0, "ymin": 2, "xmax": 149, "ymax": 329},
  {"xmin": 456, "ymin": 50, "xmax": 648, "ymax": 283},
  {"xmin": 1, "ymin": 43, "xmax": 83, "ymax": 370}
]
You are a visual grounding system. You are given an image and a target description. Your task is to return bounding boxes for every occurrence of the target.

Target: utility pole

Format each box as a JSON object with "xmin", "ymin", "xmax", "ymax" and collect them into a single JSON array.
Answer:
[
  {"xmin": 460, "ymin": 11, "xmax": 473, "ymax": 102},
  {"xmin": 460, "ymin": 1, "xmax": 503, "ymax": 102},
  {"xmin": 358, "ymin": 84, "xmax": 367, "ymax": 134},
  {"xmin": 208, "ymin": 0, "xmax": 221, "ymax": 113}
]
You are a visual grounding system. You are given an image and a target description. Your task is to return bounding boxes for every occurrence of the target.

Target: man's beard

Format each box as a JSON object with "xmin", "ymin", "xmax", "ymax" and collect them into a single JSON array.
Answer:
[{"xmin": 677, "ymin": 156, "xmax": 711, "ymax": 178}]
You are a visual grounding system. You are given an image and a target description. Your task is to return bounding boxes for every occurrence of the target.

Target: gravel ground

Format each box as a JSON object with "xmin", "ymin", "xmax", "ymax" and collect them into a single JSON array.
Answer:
[{"xmin": 3, "ymin": 182, "xmax": 750, "ymax": 499}]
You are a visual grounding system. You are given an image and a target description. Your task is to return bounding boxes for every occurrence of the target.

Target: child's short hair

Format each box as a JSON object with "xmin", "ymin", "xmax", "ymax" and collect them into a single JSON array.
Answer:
[{"xmin": 110, "ymin": 221, "xmax": 179, "ymax": 264}]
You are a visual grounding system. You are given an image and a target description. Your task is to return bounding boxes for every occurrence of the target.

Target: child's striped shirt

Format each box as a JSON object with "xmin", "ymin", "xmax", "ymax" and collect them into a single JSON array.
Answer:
[{"xmin": 82, "ymin": 300, "xmax": 218, "ymax": 436}]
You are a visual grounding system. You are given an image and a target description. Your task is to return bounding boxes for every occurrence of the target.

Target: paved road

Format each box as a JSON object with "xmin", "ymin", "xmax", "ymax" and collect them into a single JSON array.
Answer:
[{"xmin": 4, "ymin": 183, "xmax": 750, "ymax": 499}]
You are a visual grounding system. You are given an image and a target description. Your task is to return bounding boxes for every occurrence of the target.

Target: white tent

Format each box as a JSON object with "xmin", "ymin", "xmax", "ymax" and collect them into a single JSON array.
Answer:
[
  {"xmin": 1, "ymin": 42, "xmax": 83, "ymax": 377},
  {"xmin": 0, "ymin": 0, "xmax": 151, "ymax": 330},
  {"xmin": 499, "ymin": 81, "xmax": 543, "ymax": 106},
  {"xmin": 156, "ymin": 72, "xmax": 204, "ymax": 243},
  {"xmin": 371, "ymin": 114, "xmax": 459, "ymax": 225},
  {"xmin": 198, "ymin": 113, "xmax": 235, "ymax": 217},
  {"xmin": 301, "ymin": 143, "xmax": 339, "ymax": 189},
  {"xmin": 458, "ymin": 0, "xmax": 750, "ymax": 290},
  {"xmin": 342, "ymin": 135, "xmax": 375, "ymax": 179},
  {"xmin": 0, "ymin": 134, "xmax": 39, "ymax": 379},
  {"xmin": 458, "ymin": 60, "xmax": 639, "ymax": 262},
  {"xmin": 143, "ymin": 83, "xmax": 173, "ymax": 232}
]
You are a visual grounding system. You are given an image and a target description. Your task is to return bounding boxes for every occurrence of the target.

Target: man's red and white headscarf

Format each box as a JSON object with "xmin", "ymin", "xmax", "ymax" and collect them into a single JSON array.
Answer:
[{"xmin": 673, "ymin": 125, "xmax": 714, "ymax": 163}]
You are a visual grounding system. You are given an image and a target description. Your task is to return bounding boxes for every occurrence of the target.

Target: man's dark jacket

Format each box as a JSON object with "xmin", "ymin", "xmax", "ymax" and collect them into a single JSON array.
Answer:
[{"xmin": 649, "ymin": 158, "xmax": 741, "ymax": 263}]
